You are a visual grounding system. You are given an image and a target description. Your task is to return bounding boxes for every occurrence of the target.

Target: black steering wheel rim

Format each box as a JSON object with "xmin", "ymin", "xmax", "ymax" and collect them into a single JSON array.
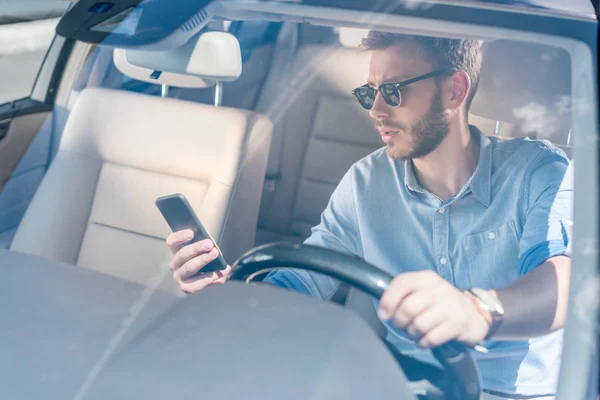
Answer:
[{"xmin": 228, "ymin": 242, "xmax": 483, "ymax": 400}]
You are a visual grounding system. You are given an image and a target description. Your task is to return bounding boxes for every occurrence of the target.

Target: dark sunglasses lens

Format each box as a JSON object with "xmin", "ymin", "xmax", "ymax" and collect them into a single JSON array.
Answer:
[
  {"xmin": 381, "ymin": 84, "xmax": 401, "ymax": 107},
  {"xmin": 354, "ymin": 87, "xmax": 375, "ymax": 110}
]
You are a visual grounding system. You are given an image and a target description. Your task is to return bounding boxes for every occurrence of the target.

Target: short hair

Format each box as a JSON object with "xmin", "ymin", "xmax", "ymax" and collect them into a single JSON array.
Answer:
[{"xmin": 362, "ymin": 31, "xmax": 482, "ymax": 111}]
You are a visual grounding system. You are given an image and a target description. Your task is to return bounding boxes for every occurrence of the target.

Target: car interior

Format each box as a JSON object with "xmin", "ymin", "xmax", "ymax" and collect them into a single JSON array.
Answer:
[
  {"xmin": 4, "ymin": 21, "xmax": 573, "ymax": 297},
  {"xmin": 0, "ymin": 1, "xmax": 595, "ymax": 398}
]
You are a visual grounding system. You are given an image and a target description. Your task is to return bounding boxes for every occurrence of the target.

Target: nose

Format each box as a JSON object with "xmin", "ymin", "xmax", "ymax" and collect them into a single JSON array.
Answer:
[{"xmin": 368, "ymin": 90, "xmax": 391, "ymax": 120}]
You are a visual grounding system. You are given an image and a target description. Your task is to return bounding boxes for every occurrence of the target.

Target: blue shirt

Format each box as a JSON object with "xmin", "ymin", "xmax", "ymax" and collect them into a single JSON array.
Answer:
[{"xmin": 265, "ymin": 126, "xmax": 572, "ymax": 396}]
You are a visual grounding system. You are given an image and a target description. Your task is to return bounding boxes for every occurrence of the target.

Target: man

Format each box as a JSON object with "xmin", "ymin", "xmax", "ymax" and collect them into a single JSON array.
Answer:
[{"xmin": 166, "ymin": 31, "xmax": 572, "ymax": 399}]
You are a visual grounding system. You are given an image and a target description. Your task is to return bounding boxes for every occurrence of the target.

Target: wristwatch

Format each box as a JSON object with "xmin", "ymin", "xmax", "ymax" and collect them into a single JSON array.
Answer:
[{"xmin": 464, "ymin": 288, "xmax": 505, "ymax": 340}]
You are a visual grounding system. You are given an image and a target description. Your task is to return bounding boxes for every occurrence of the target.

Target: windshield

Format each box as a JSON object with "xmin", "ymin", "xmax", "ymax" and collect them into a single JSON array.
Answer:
[{"xmin": 0, "ymin": 1, "xmax": 597, "ymax": 399}]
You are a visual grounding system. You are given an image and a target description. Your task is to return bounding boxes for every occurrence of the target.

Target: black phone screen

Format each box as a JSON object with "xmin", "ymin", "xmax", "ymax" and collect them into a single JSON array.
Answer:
[{"xmin": 156, "ymin": 193, "xmax": 228, "ymax": 274}]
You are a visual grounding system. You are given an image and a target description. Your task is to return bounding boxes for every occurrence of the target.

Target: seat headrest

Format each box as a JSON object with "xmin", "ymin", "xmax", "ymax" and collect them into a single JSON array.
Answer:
[
  {"xmin": 59, "ymin": 88, "xmax": 271, "ymax": 184},
  {"xmin": 470, "ymin": 39, "xmax": 571, "ymax": 135},
  {"xmin": 113, "ymin": 31, "xmax": 242, "ymax": 88},
  {"xmin": 337, "ymin": 27, "xmax": 369, "ymax": 48}
]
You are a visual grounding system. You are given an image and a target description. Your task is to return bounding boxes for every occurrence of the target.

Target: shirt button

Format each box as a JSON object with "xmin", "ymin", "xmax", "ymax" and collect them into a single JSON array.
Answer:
[
  {"xmin": 439, "ymin": 207, "xmax": 446, "ymax": 214},
  {"xmin": 440, "ymin": 257, "xmax": 448, "ymax": 265},
  {"xmin": 488, "ymin": 232, "xmax": 496, "ymax": 240}
]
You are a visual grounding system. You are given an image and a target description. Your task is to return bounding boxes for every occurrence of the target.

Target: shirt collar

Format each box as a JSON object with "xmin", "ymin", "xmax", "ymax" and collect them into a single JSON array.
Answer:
[
  {"xmin": 404, "ymin": 159, "xmax": 425, "ymax": 194},
  {"xmin": 403, "ymin": 125, "xmax": 493, "ymax": 206},
  {"xmin": 469, "ymin": 125, "xmax": 492, "ymax": 207}
]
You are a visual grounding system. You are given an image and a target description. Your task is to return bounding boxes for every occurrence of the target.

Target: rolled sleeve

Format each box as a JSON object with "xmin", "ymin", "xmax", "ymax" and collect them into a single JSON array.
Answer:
[
  {"xmin": 517, "ymin": 150, "xmax": 573, "ymax": 276},
  {"xmin": 264, "ymin": 167, "xmax": 362, "ymax": 300}
]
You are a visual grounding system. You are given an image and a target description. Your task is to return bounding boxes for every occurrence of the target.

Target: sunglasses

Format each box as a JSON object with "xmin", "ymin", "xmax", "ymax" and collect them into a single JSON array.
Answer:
[{"xmin": 352, "ymin": 68, "xmax": 454, "ymax": 110}]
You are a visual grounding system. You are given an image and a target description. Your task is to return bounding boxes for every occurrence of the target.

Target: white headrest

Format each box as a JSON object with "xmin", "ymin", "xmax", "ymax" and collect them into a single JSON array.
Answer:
[
  {"xmin": 113, "ymin": 31, "xmax": 242, "ymax": 88},
  {"xmin": 113, "ymin": 49, "xmax": 212, "ymax": 88},
  {"xmin": 338, "ymin": 28, "xmax": 369, "ymax": 48},
  {"xmin": 470, "ymin": 39, "xmax": 571, "ymax": 132}
]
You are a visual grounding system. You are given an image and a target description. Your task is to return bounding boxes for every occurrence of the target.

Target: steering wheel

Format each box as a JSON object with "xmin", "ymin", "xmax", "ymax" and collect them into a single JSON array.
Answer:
[{"xmin": 227, "ymin": 242, "xmax": 482, "ymax": 400}]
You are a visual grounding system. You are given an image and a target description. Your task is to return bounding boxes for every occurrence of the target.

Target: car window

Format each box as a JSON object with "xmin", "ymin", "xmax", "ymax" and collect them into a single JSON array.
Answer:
[
  {"xmin": 0, "ymin": 0, "xmax": 69, "ymax": 104},
  {"xmin": 0, "ymin": 18, "xmax": 60, "ymax": 104},
  {"xmin": 0, "ymin": 0, "xmax": 68, "ymax": 24}
]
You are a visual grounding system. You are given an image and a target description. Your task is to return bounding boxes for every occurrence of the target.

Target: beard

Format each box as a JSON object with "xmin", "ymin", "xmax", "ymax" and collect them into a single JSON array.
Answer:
[{"xmin": 380, "ymin": 87, "xmax": 449, "ymax": 161}]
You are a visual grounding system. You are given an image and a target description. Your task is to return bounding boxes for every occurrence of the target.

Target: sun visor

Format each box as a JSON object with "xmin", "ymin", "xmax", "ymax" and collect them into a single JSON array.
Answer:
[{"xmin": 113, "ymin": 31, "xmax": 242, "ymax": 88}]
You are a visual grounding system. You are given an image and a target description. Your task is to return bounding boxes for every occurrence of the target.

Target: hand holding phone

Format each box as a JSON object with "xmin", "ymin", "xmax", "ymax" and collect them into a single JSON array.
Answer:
[{"xmin": 156, "ymin": 193, "xmax": 228, "ymax": 275}]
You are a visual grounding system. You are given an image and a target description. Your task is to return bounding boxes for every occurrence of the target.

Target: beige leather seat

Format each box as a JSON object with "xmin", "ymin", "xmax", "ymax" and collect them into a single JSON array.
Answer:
[
  {"xmin": 470, "ymin": 39, "xmax": 572, "ymax": 156},
  {"xmin": 255, "ymin": 26, "xmax": 380, "ymax": 245},
  {"xmin": 11, "ymin": 32, "xmax": 273, "ymax": 294}
]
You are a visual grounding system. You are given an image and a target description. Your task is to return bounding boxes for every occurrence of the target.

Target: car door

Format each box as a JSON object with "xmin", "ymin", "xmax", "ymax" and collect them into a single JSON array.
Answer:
[{"xmin": 0, "ymin": 1, "xmax": 71, "ymax": 248}]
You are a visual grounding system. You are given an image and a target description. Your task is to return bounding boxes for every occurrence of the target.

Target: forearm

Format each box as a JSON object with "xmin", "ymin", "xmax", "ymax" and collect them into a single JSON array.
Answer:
[{"xmin": 490, "ymin": 255, "xmax": 571, "ymax": 339}]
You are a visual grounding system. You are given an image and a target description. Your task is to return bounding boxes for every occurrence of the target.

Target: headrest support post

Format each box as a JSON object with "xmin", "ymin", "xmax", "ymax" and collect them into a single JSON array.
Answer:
[
  {"xmin": 214, "ymin": 82, "xmax": 223, "ymax": 107},
  {"xmin": 161, "ymin": 84, "xmax": 169, "ymax": 98},
  {"xmin": 494, "ymin": 121, "xmax": 504, "ymax": 137}
]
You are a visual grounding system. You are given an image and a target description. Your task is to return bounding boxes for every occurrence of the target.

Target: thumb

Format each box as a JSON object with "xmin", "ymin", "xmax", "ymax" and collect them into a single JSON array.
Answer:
[{"xmin": 213, "ymin": 265, "xmax": 233, "ymax": 284}]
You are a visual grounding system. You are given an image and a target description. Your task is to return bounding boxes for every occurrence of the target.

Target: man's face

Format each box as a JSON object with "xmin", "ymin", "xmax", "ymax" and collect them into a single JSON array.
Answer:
[{"xmin": 367, "ymin": 41, "xmax": 449, "ymax": 160}]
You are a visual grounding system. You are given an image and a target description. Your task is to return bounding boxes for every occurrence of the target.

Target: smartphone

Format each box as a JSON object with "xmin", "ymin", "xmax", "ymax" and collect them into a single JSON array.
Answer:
[{"xmin": 155, "ymin": 193, "xmax": 228, "ymax": 274}]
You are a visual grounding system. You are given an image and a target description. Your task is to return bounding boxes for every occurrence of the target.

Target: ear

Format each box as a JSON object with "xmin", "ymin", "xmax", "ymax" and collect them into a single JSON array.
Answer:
[{"xmin": 446, "ymin": 70, "xmax": 471, "ymax": 112}]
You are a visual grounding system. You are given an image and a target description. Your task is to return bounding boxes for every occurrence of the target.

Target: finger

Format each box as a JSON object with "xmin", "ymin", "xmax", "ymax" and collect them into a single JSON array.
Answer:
[
  {"xmin": 166, "ymin": 230, "xmax": 195, "ymax": 254},
  {"xmin": 405, "ymin": 303, "xmax": 449, "ymax": 339},
  {"xmin": 210, "ymin": 265, "xmax": 233, "ymax": 285},
  {"xmin": 390, "ymin": 289, "xmax": 437, "ymax": 331},
  {"xmin": 169, "ymin": 239, "xmax": 214, "ymax": 272},
  {"xmin": 176, "ymin": 272, "xmax": 215, "ymax": 294},
  {"xmin": 418, "ymin": 320, "xmax": 462, "ymax": 349},
  {"xmin": 379, "ymin": 270, "xmax": 436, "ymax": 320},
  {"xmin": 178, "ymin": 265, "xmax": 232, "ymax": 294},
  {"xmin": 175, "ymin": 248, "xmax": 219, "ymax": 281}
]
